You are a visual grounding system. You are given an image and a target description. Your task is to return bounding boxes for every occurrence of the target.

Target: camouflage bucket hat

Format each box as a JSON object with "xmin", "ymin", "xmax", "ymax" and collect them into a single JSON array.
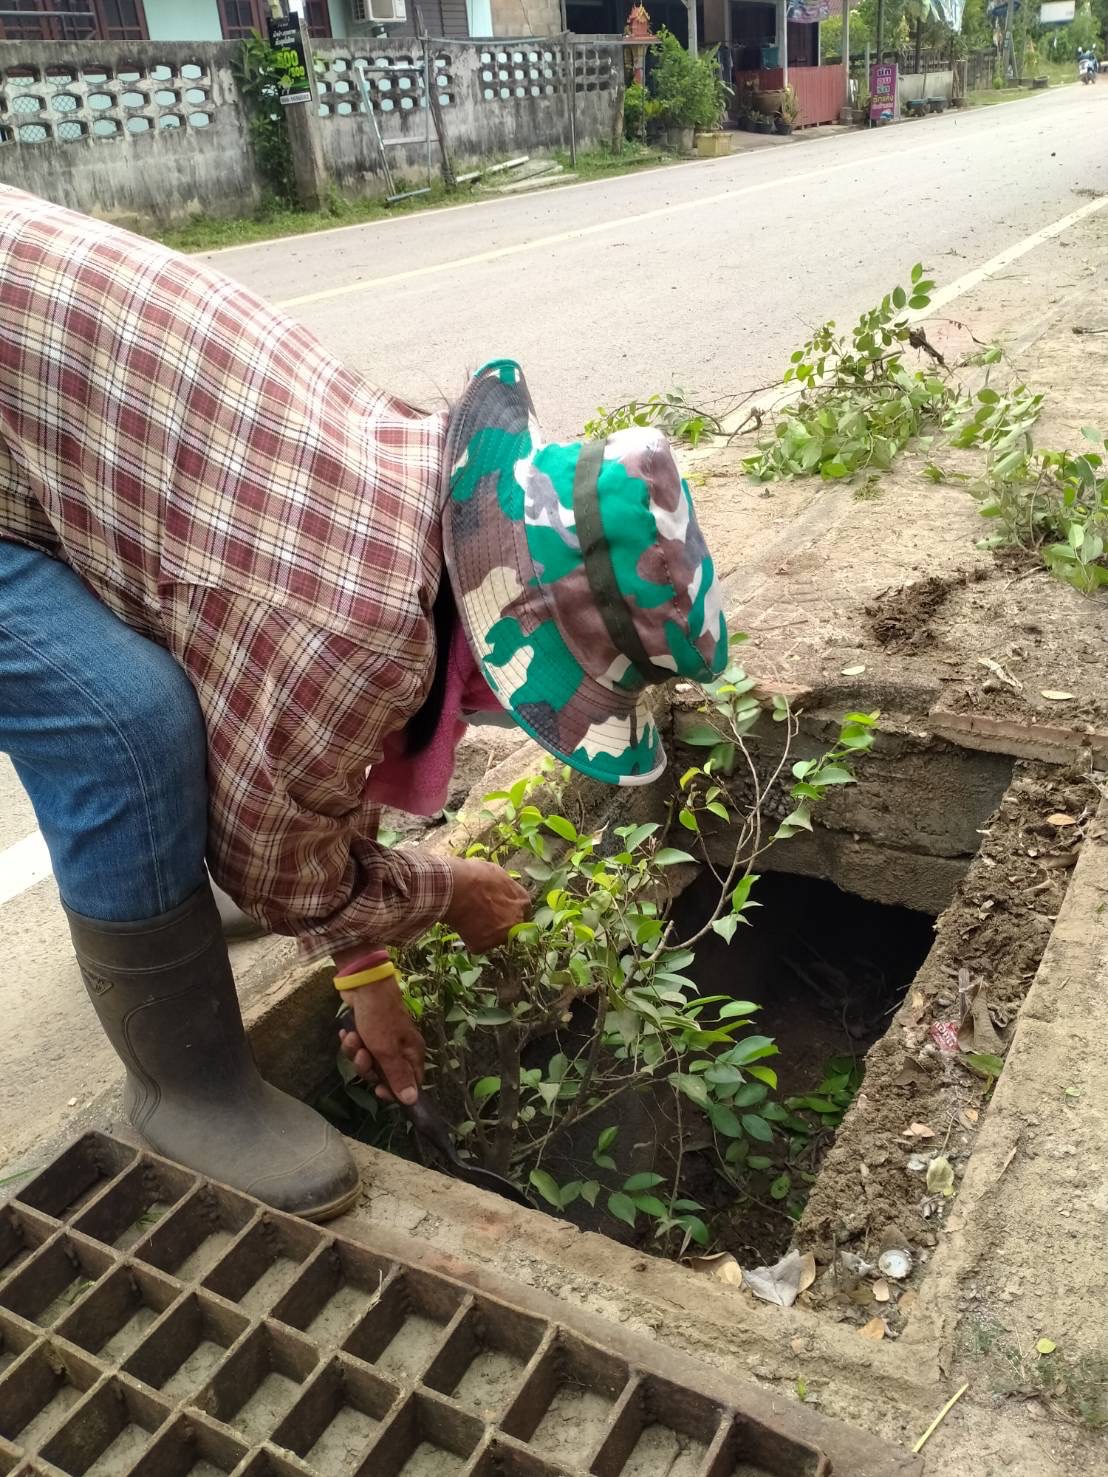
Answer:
[{"xmin": 442, "ymin": 360, "xmax": 728, "ymax": 786}]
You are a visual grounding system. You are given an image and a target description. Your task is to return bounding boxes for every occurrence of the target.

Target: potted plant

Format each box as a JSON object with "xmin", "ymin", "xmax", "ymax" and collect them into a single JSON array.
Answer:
[
  {"xmin": 853, "ymin": 90, "xmax": 870, "ymax": 125},
  {"xmin": 753, "ymin": 113, "xmax": 775, "ymax": 134},
  {"xmin": 775, "ymin": 85, "xmax": 799, "ymax": 134},
  {"xmin": 649, "ymin": 27, "xmax": 726, "ymax": 154}
]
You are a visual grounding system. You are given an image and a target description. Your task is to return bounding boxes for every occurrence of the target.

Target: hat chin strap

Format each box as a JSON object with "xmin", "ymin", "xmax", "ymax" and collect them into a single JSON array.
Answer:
[{"xmin": 572, "ymin": 439, "xmax": 673, "ymax": 688}]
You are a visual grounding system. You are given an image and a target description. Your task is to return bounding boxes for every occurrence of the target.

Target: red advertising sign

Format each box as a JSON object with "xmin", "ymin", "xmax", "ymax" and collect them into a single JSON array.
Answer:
[{"xmin": 869, "ymin": 61, "xmax": 898, "ymax": 121}]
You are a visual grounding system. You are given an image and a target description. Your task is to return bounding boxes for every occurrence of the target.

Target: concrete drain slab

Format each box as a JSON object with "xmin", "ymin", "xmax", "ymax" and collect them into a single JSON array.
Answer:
[{"xmin": 0, "ymin": 1133, "xmax": 910, "ymax": 1476}]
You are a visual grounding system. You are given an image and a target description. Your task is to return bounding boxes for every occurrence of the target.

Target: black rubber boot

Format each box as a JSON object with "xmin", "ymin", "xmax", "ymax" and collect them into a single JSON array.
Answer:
[{"xmin": 66, "ymin": 883, "xmax": 358, "ymax": 1222}]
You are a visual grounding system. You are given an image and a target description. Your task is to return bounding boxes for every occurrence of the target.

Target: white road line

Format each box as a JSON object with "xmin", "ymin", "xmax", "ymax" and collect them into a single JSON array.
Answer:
[
  {"xmin": 274, "ymin": 140, "xmax": 943, "ymax": 309},
  {"xmin": 0, "ymin": 829, "xmax": 52, "ymax": 907},
  {"xmin": 911, "ymin": 194, "xmax": 1108, "ymax": 318}
]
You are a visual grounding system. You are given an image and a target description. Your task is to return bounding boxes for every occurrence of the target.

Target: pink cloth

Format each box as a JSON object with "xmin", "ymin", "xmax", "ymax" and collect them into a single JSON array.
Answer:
[{"xmin": 365, "ymin": 620, "xmax": 502, "ymax": 817}]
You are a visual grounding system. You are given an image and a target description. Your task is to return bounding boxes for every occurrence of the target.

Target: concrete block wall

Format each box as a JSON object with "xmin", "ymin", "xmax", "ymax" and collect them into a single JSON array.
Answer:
[
  {"xmin": 0, "ymin": 35, "xmax": 620, "ymax": 224},
  {"xmin": 0, "ymin": 41, "xmax": 259, "ymax": 228},
  {"xmin": 313, "ymin": 38, "xmax": 622, "ymax": 194}
]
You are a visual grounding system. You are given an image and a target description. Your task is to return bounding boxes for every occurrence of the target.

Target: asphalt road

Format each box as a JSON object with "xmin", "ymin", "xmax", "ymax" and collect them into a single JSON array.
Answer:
[
  {"xmin": 2, "ymin": 81, "xmax": 1106, "ymax": 1176},
  {"xmin": 204, "ymin": 82, "xmax": 1107, "ymax": 437}
]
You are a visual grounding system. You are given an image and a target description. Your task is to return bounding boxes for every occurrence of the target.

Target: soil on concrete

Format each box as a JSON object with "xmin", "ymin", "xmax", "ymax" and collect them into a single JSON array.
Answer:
[
  {"xmin": 797, "ymin": 762, "xmax": 1100, "ymax": 1329},
  {"xmin": 865, "ymin": 574, "xmax": 968, "ymax": 652}
]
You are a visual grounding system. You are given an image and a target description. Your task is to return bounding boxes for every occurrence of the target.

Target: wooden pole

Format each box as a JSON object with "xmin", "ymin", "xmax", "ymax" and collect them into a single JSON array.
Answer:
[
  {"xmin": 841, "ymin": 0, "xmax": 850, "ymax": 115},
  {"xmin": 416, "ymin": 7, "xmax": 456, "ymax": 188}
]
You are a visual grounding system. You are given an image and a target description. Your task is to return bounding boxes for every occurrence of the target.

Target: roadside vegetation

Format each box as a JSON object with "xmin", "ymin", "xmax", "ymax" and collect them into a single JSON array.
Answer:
[{"xmin": 591, "ymin": 265, "xmax": 1107, "ymax": 594}]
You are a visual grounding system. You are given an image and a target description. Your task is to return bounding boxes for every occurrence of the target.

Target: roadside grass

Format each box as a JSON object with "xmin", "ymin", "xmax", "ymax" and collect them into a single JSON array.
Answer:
[
  {"xmin": 150, "ymin": 142, "xmax": 675, "ymax": 254},
  {"xmin": 964, "ymin": 60, "xmax": 1078, "ymax": 107}
]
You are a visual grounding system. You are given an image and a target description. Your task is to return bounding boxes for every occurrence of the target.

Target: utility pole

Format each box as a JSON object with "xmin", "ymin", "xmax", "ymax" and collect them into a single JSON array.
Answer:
[
  {"xmin": 1002, "ymin": 0, "xmax": 1015, "ymax": 78},
  {"xmin": 686, "ymin": 0, "xmax": 699, "ymax": 57},
  {"xmin": 875, "ymin": 0, "xmax": 884, "ymax": 63},
  {"xmin": 266, "ymin": 0, "xmax": 327, "ymax": 211},
  {"xmin": 841, "ymin": 0, "xmax": 850, "ymax": 116}
]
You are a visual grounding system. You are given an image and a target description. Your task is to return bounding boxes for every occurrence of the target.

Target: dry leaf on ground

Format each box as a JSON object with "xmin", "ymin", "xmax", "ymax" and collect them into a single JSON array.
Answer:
[
  {"xmin": 742, "ymin": 1249, "xmax": 816, "ymax": 1308},
  {"xmin": 687, "ymin": 1252, "xmax": 743, "ymax": 1287},
  {"xmin": 957, "ymin": 977, "xmax": 1005, "ymax": 1056},
  {"xmin": 898, "ymin": 1289, "xmax": 920, "ymax": 1314},
  {"xmin": 1046, "ymin": 813, "xmax": 1076, "ymax": 827},
  {"xmin": 1040, "ymin": 690, "xmax": 1075, "ymax": 701},
  {"xmin": 926, "ymin": 1155, "xmax": 956, "ymax": 1196},
  {"xmin": 859, "ymin": 1317, "xmax": 887, "ymax": 1340},
  {"xmin": 873, "ymin": 1279, "xmax": 891, "ymax": 1303},
  {"xmin": 904, "ymin": 1121, "xmax": 936, "ymax": 1138}
]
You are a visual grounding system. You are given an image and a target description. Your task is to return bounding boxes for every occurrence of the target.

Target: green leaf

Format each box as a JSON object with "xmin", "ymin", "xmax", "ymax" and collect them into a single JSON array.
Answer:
[
  {"xmin": 607, "ymin": 1191, "xmax": 638, "ymax": 1228},
  {"xmin": 683, "ymin": 722, "xmax": 724, "ymax": 746},
  {"xmin": 581, "ymin": 1179, "xmax": 600, "ymax": 1207},
  {"xmin": 908, "ymin": 293, "xmax": 930, "ymax": 309},
  {"xmin": 964, "ymin": 1051, "xmax": 1004, "ymax": 1079},
  {"xmin": 892, "ymin": 285, "xmax": 907, "ymax": 309},
  {"xmin": 529, "ymin": 1170, "xmax": 563, "ymax": 1208},
  {"xmin": 719, "ymin": 1000, "xmax": 760, "ymax": 1018},
  {"xmin": 654, "ymin": 848, "xmax": 696, "ymax": 867},
  {"xmin": 621, "ymin": 822, "xmax": 661, "ymax": 851},
  {"xmin": 473, "ymin": 1076, "xmax": 501, "ymax": 1102},
  {"xmin": 748, "ymin": 1065, "xmax": 778, "ymax": 1089},
  {"xmin": 559, "ymin": 1180, "xmax": 582, "ymax": 1208},
  {"xmin": 474, "ymin": 1007, "xmax": 513, "ymax": 1025},
  {"xmin": 977, "ymin": 387, "xmax": 999, "ymax": 405},
  {"xmin": 671, "ymin": 1073, "xmax": 711, "ymax": 1109},
  {"xmin": 794, "ymin": 1096, "xmax": 840, "ymax": 1114},
  {"xmin": 769, "ymin": 1173, "xmax": 791, "ymax": 1200},
  {"xmin": 623, "ymin": 1171, "xmax": 665, "ymax": 1192},
  {"xmin": 742, "ymin": 1114, "xmax": 775, "ymax": 1142},
  {"xmin": 632, "ymin": 1194, "xmax": 669, "ymax": 1217},
  {"xmin": 731, "ymin": 874, "xmax": 759, "ymax": 910},
  {"xmin": 711, "ymin": 916, "xmax": 739, "ymax": 943},
  {"xmin": 593, "ymin": 1153, "xmax": 617, "ymax": 1171},
  {"xmin": 728, "ymin": 1035, "xmax": 778, "ymax": 1065},
  {"xmin": 911, "ymin": 263, "xmax": 924, "ymax": 283},
  {"xmin": 677, "ymin": 1215, "xmax": 710, "ymax": 1246},
  {"xmin": 705, "ymin": 1064, "xmax": 744, "ymax": 1086},
  {"xmin": 731, "ymin": 1082, "xmax": 768, "ymax": 1107},
  {"xmin": 709, "ymin": 1104, "xmax": 744, "ymax": 1137},
  {"xmin": 747, "ymin": 1154, "xmax": 773, "ymax": 1170},
  {"xmin": 544, "ymin": 814, "xmax": 578, "ymax": 841},
  {"xmin": 547, "ymin": 1053, "xmax": 569, "ymax": 1082},
  {"xmin": 678, "ymin": 808, "xmax": 700, "ymax": 833},
  {"xmin": 597, "ymin": 1125, "xmax": 619, "ymax": 1153}
]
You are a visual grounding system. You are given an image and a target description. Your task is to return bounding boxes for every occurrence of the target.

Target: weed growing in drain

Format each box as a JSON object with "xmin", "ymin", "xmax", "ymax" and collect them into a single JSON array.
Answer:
[
  {"xmin": 327, "ymin": 640, "xmax": 877, "ymax": 1256},
  {"xmin": 964, "ymin": 1315, "xmax": 1108, "ymax": 1430}
]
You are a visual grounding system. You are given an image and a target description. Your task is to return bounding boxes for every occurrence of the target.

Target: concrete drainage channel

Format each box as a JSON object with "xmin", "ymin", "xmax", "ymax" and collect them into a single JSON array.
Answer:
[{"xmin": 5, "ymin": 699, "xmax": 1102, "ymax": 1472}]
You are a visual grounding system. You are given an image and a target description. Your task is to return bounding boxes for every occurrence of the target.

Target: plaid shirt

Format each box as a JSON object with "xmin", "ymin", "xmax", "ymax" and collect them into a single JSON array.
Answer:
[{"xmin": 0, "ymin": 186, "xmax": 453, "ymax": 954}]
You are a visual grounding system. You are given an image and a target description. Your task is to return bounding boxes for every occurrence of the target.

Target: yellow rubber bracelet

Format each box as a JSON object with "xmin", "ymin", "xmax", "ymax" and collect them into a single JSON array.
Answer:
[{"xmin": 333, "ymin": 962, "xmax": 397, "ymax": 991}]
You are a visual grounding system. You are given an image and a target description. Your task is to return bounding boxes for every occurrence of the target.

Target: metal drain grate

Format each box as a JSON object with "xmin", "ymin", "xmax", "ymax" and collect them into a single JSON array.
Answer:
[{"xmin": 0, "ymin": 1132, "xmax": 835, "ymax": 1477}]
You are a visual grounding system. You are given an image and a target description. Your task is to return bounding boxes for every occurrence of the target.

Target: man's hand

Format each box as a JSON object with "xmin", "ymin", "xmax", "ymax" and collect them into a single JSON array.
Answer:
[
  {"xmin": 444, "ymin": 857, "xmax": 531, "ymax": 952},
  {"xmin": 338, "ymin": 983, "xmax": 425, "ymax": 1105}
]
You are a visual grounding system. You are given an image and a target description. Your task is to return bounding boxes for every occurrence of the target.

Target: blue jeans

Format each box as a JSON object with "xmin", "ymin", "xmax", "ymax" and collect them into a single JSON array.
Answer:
[{"xmin": 0, "ymin": 540, "xmax": 208, "ymax": 922}]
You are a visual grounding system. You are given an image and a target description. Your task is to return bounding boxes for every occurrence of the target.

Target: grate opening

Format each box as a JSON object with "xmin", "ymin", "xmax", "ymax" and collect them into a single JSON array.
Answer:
[
  {"xmin": 122, "ymin": 1292, "xmax": 249, "ymax": 1400},
  {"xmin": 73, "ymin": 1158, "xmax": 194, "ymax": 1254},
  {"xmin": 201, "ymin": 1215, "xmax": 320, "ymax": 1316},
  {"xmin": 16, "ymin": 1136, "xmax": 137, "ymax": 1222},
  {"xmin": 357, "ymin": 1390, "xmax": 483, "ymax": 1476},
  {"xmin": 39, "ymin": 1376, "xmax": 169, "ymax": 1476},
  {"xmin": 0, "ymin": 1340, "xmax": 99, "ymax": 1450},
  {"xmin": 55, "ymin": 1262, "xmax": 178, "ymax": 1364},
  {"xmin": 132, "ymin": 1186, "xmax": 256, "ymax": 1283},
  {"xmin": 271, "ymin": 1355, "xmax": 398, "ymax": 1472},
  {"xmin": 342, "ymin": 1269, "xmax": 464, "ymax": 1380},
  {"xmin": 126, "ymin": 1412, "xmax": 248, "ymax": 1476},
  {"xmin": 271, "ymin": 1239, "xmax": 392, "ymax": 1347},
  {"xmin": 0, "ymin": 1234, "xmax": 113, "ymax": 1330},
  {"xmin": 502, "ymin": 1332, "xmax": 629, "ymax": 1468},
  {"xmin": 423, "ymin": 1298, "xmax": 544, "ymax": 1421},
  {"xmin": 194, "ymin": 1320, "xmax": 317, "ymax": 1443}
]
